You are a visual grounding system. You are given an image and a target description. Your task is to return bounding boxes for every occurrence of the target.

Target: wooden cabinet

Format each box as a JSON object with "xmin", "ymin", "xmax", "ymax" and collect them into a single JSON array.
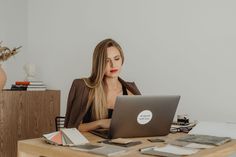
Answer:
[{"xmin": 0, "ymin": 90, "xmax": 60, "ymax": 157}]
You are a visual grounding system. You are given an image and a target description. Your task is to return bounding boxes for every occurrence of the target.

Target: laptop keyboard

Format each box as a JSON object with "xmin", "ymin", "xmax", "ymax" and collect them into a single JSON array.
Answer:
[
  {"xmin": 90, "ymin": 129, "xmax": 110, "ymax": 139},
  {"xmin": 95, "ymin": 129, "xmax": 109, "ymax": 135}
]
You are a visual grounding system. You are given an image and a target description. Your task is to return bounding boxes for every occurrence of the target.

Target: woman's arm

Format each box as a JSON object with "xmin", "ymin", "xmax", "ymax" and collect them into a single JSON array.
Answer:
[
  {"xmin": 78, "ymin": 119, "xmax": 111, "ymax": 132},
  {"xmin": 65, "ymin": 79, "xmax": 90, "ymax": 128}
]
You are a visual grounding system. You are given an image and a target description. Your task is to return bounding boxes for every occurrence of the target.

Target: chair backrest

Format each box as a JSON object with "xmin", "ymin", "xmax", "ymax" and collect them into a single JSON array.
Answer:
[{"xmin": 55, "ymin": 116, "xmax": 65, "ymax": 131}]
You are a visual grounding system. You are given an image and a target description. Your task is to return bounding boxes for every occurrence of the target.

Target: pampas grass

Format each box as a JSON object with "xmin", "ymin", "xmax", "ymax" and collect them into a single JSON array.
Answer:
[{"xmin": 0, "ymin": 41, "xmax": 22, "ymax": 62}]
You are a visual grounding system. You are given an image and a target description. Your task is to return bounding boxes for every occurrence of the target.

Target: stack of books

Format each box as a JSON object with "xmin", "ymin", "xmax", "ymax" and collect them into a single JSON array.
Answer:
[
  {"xmin": 11, "ymin": 81, "xmax": 47, "ymax": 91},
  {"xmin": 11, "ymin": 81, "xmax": 28, "ymax": 90},
  {"xmin": 27, "ymin": 81, "xmax": 47, "ymax": 91}
]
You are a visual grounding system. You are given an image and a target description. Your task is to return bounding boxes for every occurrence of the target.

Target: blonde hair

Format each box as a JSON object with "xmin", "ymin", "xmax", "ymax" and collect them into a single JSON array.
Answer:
[{"xmin": 83, "ymin": 39, "xmax": 124, "ymax": 120}]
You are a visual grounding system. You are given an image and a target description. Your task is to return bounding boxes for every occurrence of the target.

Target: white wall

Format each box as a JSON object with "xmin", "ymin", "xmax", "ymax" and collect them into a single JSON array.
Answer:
[
  {"xmin": 4, "ymin": 0, "xmax": 236, "ymax": 122},
  {"xmin": 0, "ymin": 0, "xmax": 28, "ymax": 85}
]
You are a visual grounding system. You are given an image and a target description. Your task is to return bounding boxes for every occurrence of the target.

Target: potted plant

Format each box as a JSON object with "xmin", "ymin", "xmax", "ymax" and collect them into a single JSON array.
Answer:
[{"xmin": 0, "ymin": 41, "xmax": 22, "ymax": 90}]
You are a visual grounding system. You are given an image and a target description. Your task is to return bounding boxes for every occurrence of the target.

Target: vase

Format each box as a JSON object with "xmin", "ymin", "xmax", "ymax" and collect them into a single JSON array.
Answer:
[{"xmin": 0, "ymin": 64, "xmax": 7, "ymax": 90}]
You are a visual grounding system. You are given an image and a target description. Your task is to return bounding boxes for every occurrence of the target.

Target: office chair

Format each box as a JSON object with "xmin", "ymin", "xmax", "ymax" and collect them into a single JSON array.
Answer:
[{"xmin": 55, "ymin": 116, "xmax": 65, "ymax": 131}]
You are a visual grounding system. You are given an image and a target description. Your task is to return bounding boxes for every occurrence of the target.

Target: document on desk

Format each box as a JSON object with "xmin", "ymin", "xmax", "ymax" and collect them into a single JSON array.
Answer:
[
  {"xmin": 168, "ymin": 140, "xmax": 215, "ymax": 149},
  {"xmin": 61, "ymin": 128, "xmax": 89, "ymax": 145},
  {"xmin": 43, "ymin": 128, "xmax": 89, "ymax": 146},
  {"xmin": 90, "ymin": 145, "xmax": 127, "ymax": 156},
  {"xmin": 154, "ymin": 145, "xmax": 199, "ymax": 155},
  {"xmin": 140, "ymin": 144, "xmax": 199, "ymax": 156},
  {"xmin": 189, "ymin": 121, "xmax": 236, "ymax": 139},
  {"xmin": 228, "ymin": 152, "xmax": 236, "ymax": 157},
  {"xmin": 177, "ymin": 134, "xmax": 231, "ymax": 146}
]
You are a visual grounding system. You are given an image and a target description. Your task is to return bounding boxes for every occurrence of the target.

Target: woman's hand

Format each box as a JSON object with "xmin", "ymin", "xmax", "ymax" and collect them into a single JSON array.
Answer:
[
  {"xmin": 78, "ymin": 119, "xmax": 111, "ymax": 132},
  {"xmin": 99, "ymin": 119, "xmax": 111, "ymax": 129}
]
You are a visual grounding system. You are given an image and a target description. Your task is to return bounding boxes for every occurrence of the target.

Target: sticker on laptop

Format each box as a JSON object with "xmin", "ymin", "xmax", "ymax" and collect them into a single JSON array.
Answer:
[{"xmin": 137, "ymin": 110, "xmax": 153, "ymax": 125}]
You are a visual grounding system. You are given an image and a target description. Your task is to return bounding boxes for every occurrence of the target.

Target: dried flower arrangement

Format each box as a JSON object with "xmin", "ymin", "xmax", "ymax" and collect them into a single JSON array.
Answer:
[{"xmin": 0, "ymin": 41, "xmax": 22, "ymax": 62}]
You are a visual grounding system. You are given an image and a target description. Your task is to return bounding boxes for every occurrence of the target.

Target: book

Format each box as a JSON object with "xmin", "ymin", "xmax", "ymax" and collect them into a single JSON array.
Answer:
[
  {"xmin": 176, "ymin": 134, "xmax": 231, "ymax": 146},
  {"xmin": 13, "ymin": 80, "xmax": 47, "ymax": 91},
  {"xmin": 15, "ymin": 81, "xmax": 44, "ymax": 86},
  {"xmin": 43, "ymin": 128, "xmax": 89, "ymax": 146},
  {"xmin": 27, "ymin": 85, "xmax": 47, "ymax": 88},
  {"xmin": 15, "ymin": 81, "xmax": 30, "ymax": 86},
  {"xmin": 11, "ymin": 84, "xmax": 27, "ymax": 90},
  {"xmin": 27, "ymin": 87, "xmax": 46, "ymax": 91},
  {"xmin": 30, "ymin": 81, "xmax": 44, "ymax": 85},
  {"xmin": 27, "ymin": 84, "xmax": 47, "ymax": 91}
]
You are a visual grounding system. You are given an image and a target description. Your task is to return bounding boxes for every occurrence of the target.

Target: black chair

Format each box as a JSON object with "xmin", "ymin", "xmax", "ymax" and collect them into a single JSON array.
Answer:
[{"xmin": 55, "ymin": 116, "xmax": 65, "ymax": 131}]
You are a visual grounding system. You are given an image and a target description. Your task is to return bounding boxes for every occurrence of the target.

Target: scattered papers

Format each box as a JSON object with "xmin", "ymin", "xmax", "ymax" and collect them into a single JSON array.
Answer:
[
  {"xmin": 71, "ymin": 144, "xmax": 104, "ymax": 152},
  {"xmin": 72, "ymin": 144, "xmax": 127, "ymax": 156},
  {"xmin": 43, "ymin": 128, "xmax": 89, "ymax": 146},
  {"xmin": 62, "ymin": 128, "xmax": 89, "ymax": 145},
  {"xmin": 189, "ymin": 121, "xmax": 236, "ymax": 139},
  {"xmin": 177, "ymin": 134, "xmax": 231, "ymax": 146},
  {"xmin": 140, "ymin": 145, "xmax": 199, "ymax": 156},
  {"xmin": 228, "ymin": 152, "xmax": 236, "ymax": 157},
  {"xmin": 89, "ymin": 145, "xmax": 127, "ymax": 156},
  {"xmin": 168, "ymin": 140, "xmax": 215, "ymax": 149},
  {"xmin": 185, "ymin": 143, "xmax": 214, "ymax": 149},
  {"xmin": 43, "ymin": 131, "xmax": 59, "ymax": 141},
  {"xmin": 153, "ymin": 144, "xmax": 199, "ymax": 156}
]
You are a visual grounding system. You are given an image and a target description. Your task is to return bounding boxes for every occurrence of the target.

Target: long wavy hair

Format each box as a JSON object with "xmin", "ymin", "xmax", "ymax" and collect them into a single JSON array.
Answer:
[{"xmin": 83, "ymin": 39, "xmax": 124, "ymax": 120}]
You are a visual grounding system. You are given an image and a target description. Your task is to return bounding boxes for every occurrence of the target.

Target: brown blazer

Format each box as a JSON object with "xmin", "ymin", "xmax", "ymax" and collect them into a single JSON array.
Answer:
[{"xmin": 64, "ymin": 77, "xmax": 141, "ymax": 128}]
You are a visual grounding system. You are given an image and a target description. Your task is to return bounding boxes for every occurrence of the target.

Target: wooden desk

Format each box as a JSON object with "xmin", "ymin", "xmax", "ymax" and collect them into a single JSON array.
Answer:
[{"xmin": 18, "ymin": 132, "xmax": 236, "ymax": 157}]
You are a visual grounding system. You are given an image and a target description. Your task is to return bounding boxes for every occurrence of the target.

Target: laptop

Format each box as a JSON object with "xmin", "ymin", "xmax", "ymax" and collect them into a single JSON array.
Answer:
[{"xmin": 90, "ymin": 95, "xmax": 180, "ymax": 139}]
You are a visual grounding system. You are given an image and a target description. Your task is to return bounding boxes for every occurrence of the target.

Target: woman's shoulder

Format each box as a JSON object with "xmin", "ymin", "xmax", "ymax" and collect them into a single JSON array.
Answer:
[
  {"xmin": 71, "ymin": 78, "xmax": 89, "ymax": 89},
  {"xmin": 119, "ymin": 77, "xmax": 136, "ymax": 86},
  {"xmin": 125, "ymin": 81, "xmax": 137, "ymax": 86},
  {"xmin": 119, "ymin": 77, "xmax": 141, "ymax": 95}
]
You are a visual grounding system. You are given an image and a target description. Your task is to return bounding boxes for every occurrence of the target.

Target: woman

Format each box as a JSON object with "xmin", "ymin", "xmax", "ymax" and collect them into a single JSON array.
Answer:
[{"xmin": 64, "ymin": 38, "xmax": 141, "ymax": 132}]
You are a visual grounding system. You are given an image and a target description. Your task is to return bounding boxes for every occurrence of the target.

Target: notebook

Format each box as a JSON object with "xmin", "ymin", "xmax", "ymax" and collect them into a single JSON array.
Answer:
[{"xmin": 176, "ymin": 134, "xmax": 231, "ymax": 146}]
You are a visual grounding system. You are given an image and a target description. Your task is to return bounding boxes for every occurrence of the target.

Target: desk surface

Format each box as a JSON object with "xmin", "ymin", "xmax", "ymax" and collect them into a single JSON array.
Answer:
[{"xmin": 18, "ymin": 132, "xmax": 236, "ymax": 157}]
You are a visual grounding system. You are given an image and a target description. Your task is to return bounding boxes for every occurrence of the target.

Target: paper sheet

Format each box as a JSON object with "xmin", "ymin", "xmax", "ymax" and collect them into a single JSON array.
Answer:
[
  {"xmin": 185, "ymin": 143, "xmax": 214, "ymax": 149},
  {"xmin": 228, "ymin": 152, "xmax": 236, "ymax": 157},
  {"xmin": 43, "ymin": 131, "xmax": 58, "ymax": 139},
  {"xmin": 61, "ymin": 128, "xmax": 89, "ymax": 145},
  {"xmin": 189, "ymin": 121, "xmax": 236, "ymax": 139},
  {"xmin": 153, "ymin": 144, "xmax": 199, "ymax": 155}
]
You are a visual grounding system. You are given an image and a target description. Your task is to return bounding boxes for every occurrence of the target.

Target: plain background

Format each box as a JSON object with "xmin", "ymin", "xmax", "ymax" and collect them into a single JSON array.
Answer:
[{"xmin": 1, "ymin": 0, "xmax": 236, "ymax": 122}]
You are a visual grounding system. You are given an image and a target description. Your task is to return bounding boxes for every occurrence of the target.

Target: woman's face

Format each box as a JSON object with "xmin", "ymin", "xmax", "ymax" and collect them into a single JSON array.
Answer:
[{"xmin": 104, "ymin": 46, "xmax": 123, "ymax": 78}]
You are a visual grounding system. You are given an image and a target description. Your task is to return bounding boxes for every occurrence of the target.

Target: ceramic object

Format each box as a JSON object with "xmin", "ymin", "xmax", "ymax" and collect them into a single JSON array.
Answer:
[
  {"xmin": 0, "ymin": 64, "xmax": 7, "ymax": 90},
  {"xmin": 24, "ymin": 63, "xmax": 36, "ymax": 81}
]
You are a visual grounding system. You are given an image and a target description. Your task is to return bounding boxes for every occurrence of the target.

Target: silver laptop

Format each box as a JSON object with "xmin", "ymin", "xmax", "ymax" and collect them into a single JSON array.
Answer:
[{"xmin": 90, "ymin": 95, "xmax": 180, "ymax": 139}]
